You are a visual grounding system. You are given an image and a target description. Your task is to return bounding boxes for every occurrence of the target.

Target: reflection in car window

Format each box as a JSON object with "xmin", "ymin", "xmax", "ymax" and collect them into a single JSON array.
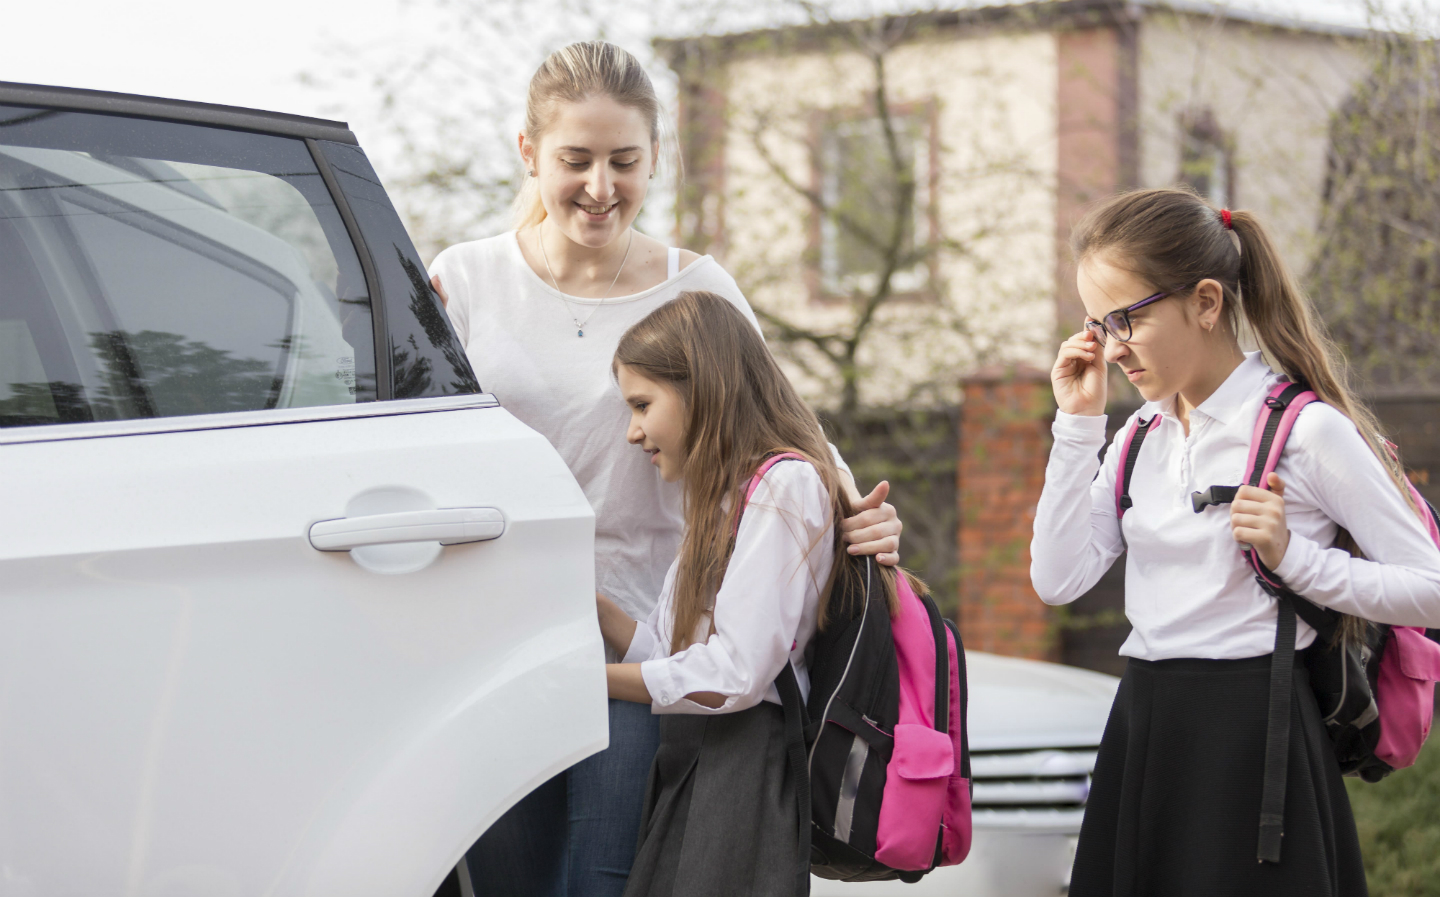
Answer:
[
  {"xmin": 317, "ymin": 141, "xmax": 480, "ymax": 399},
  {"xmin": 0, "ymin": 105, "xmax": 376, "ymax": 427}
]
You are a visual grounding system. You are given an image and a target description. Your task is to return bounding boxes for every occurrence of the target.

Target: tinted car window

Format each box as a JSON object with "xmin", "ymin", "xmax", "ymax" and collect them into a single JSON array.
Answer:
[
  {"xmin": 0, "ymin": 105, "xmax": 376, "ymax": 427},
  {"xmin": 317, "ymin": 141, "xmax": 479, "ymax": 399}
]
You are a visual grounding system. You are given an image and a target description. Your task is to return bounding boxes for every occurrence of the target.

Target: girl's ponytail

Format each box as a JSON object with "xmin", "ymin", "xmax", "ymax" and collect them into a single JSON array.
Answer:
[{"xmin": 1228, "ymin": 211, "xmax": 1415, "ymax": 511}]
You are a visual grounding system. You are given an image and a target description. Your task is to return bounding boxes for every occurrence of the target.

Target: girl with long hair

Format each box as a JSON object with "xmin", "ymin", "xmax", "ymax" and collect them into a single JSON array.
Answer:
[
  {"xmin": 1032, "ymin": 187, "xmax": 1440, "ymax": 895},
  {"xmin": 598, "ymin": 290, "xmax": 905, "ymax": 896},
  {"xmin": 428, "ymin": 41, "xmax": 903, "ymax": 896}
]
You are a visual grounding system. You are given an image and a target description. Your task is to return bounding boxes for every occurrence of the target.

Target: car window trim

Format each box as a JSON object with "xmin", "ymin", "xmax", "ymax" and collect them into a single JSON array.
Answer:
[
  {"xmin": 0, "ymin": 82, "xmax": 358, "ymax": 145},
  {"xmin": 306, "ymin": 137, "xmax": 391, "ymax": 401},
  {"xmin": 0, "ymin": 393, "xmax": 500, "ymax": 446}
]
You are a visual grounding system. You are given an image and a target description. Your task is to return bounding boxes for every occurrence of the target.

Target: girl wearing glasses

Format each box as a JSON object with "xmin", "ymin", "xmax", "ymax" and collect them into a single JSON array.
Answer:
[{"xmin": 1031, "ymin": 187, "xmax": 1440, "ymax": 896}]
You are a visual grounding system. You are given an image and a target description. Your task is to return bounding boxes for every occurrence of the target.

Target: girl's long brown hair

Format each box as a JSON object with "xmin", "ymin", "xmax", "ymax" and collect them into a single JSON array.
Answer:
[
  {"xmin": 615, "ymin": 290, "xmax": 907, "ymax": 654},
  {"xmin": 1073, "ymin": 187, "xmax": 1417, "ymax": 641}
]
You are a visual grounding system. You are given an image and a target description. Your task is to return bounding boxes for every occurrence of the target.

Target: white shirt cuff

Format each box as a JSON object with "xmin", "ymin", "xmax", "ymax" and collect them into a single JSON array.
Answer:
[
  {"xmin": 622, "ymin": 624, "xmax": 656, "ymax": 664},
  {"xmin": 639, "ymin": 658, "xmax": 680, "ymax": 707},
  {"xmin": 639, "ymin": 656, "xmax": 742, "ymax": 714},
  {"xmin": 1274, "ymin": 530, "xmax": 1320, "ymax": 588},
  {"xmin": 1052, "ymin": 410, "xmax": 1109, "ymax": 440}
]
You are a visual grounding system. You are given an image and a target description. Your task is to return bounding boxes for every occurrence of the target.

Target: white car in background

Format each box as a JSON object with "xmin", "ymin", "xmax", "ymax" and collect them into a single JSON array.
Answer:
[
  {"xmin": 0, "ymin": 82, "xmax": 606, "ymax": 896},
  {"xmin": 812, "ymin": 652, "xmax": 1121, "ymax": 897}
]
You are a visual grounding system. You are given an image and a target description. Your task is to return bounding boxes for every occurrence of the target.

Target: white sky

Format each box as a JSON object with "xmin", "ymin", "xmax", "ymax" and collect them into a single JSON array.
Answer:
[
  {"xmin": 3, "ymin": 1, "xmax": 415, "ymax": 129},
  {"xmin": 1, "ymin": 0, "xmax": 1402, "ymax": 126},
  {"xmin": 2, "ymin": 0, "xmax": 1423, "ymax": 228}
]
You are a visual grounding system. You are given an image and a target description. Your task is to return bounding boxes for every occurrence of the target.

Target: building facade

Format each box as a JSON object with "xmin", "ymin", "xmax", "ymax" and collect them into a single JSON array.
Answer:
[{"xmin": 660, "ymin": 0, "xmax": 1373, "ymax": 663}]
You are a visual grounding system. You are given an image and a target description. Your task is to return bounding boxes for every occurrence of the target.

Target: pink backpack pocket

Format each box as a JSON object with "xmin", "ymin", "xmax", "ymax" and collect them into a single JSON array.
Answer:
[
  {"xmin": 1374, "ymin": 626, "xmax": 1440, "ymax": 770},
  {"xmin": 875, "ymin": 724, "xmax": 953, "ymax": 870},
  {"xmin": 870, "ymin": 575, "xmax": 971, "ymax": 871}
]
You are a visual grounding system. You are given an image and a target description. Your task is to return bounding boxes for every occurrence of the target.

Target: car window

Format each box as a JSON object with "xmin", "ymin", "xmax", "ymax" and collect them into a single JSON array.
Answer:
[
  {"xmin": 317, "ymin": 141, "xmax": 480, "ymax": 398},
  {"xmin": 0, "ymin": 105, "xmax": 376, "ymax": 427}
]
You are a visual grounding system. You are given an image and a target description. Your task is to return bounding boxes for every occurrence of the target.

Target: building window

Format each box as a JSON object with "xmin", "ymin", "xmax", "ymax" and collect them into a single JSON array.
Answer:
[
  {"xmin": 1179, "ymin": 109, "xmax": 1233, "ymax": 207},
  {"xmin": 815, "ymin": 105, "xmax": 934, "ymax": 299}
]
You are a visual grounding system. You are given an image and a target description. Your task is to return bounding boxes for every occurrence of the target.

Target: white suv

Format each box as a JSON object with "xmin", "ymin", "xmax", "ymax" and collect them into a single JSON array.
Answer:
[{"xmin": 0, "ymin": 83, "xmax": 607, "ymax": 896}]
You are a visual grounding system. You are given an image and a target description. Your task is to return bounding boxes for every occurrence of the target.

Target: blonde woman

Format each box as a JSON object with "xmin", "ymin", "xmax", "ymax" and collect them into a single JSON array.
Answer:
[{"xmin": 429, "ymin": 41, "xmax": 903, "ymax": 897}]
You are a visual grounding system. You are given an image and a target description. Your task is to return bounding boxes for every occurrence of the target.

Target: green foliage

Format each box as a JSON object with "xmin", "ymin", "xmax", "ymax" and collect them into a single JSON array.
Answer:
[
  {"xmin": 821, "ymin": 406, "xmax": 960, "ymax": 619},
  {"xmin": 1311, "ymin": 40, "xmax": 1440, "ymax": 394},
  {"xmin": 1347, "ymin": 729, "xmax": 1440, "ymax": 895}
]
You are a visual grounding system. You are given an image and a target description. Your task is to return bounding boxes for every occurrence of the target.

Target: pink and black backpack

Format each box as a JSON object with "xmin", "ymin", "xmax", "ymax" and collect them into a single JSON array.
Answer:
[
  {"xmin": 738, "ymin": 454, "xmax": 971, "ymax": 894},
  {"xmin": 1115, "ymin": 382, "xmax": 1440, "ymax": 863}
]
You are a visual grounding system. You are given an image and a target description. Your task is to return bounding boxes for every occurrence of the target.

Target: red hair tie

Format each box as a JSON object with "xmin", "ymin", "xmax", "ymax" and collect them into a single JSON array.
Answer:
[{"xmin": 1220, "ymin": 208, "xmax": 1233, "ymax": 230}]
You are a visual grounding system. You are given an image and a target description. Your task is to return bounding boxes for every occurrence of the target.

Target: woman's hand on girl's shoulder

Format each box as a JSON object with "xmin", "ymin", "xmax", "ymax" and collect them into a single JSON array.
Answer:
[
  {"xmin": 1052, "ymin": 329, "xmax": 1107, "ymax": 416},
  {"xmin": 430, "ymin": 275, "xmax": 450, "ymax": 308},
  {"xmin": 1231, "ymin": 473, "xmax": 1292, "ymax": 572},
  {"xmin": 843, "ymin": 480, "xmax": 902, "ymax": 567}
]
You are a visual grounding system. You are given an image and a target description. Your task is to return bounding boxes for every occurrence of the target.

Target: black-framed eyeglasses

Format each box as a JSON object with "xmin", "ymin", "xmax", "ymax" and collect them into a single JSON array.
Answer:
[{"xmin": 1084, "ymin": 286, "xmax": 1190, "ymax": 346}]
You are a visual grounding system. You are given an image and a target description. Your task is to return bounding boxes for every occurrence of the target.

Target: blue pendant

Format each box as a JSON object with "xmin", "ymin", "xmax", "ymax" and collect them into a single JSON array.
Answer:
[{"xmin": 578, "ymin": 329, "xmax": 584, "ymax": 337}]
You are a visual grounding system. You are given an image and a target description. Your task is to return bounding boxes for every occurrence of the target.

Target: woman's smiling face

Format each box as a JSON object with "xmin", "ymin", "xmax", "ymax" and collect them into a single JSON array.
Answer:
[
  {"xmin": 521, "ymin": 95, "xmax": 656, "ymax": 249},
  {"xmin": 617, "ymin": 364, "xmax": 687, "ymax": 482}
]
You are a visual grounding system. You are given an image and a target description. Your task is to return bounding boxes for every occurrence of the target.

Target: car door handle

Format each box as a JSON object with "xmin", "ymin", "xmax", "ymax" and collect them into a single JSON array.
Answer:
[{"xmin": 308, "ymin": 508, "xmax": 506, "ymax": 551}]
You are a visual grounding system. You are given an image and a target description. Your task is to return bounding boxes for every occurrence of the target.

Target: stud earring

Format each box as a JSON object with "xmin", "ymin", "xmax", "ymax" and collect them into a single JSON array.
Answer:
[
  {"xmin": 528, "ymin": 170, "xmax": 536, "ymax": 177},
  {"xmin": 649, "ymin": 172, "xmax": 655, "ymax": 179}
]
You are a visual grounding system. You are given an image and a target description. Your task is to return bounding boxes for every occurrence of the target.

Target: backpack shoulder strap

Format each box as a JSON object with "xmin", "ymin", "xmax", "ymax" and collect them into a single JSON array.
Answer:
[
  {"xmin": 1242, "ymin": 381, "xmax": 1319, "ymax": 865},
  {"xmin": 1245, "ymin": 382, "xmax": 1318, "ymax": 488},
  {"xmin": 1257, "ymin": 592, "xmax": 1298, "ymax": 863},
  {"xmin": 1115, "ymin": 414, "xmax": 1161, "ymax": 519},
  {"xmin": 1242, "ymin": 382, "xmax": 1318, "ymax": 589},
  {"xmin": 775, "ymin": 663, "xmax": 813, "ymax": 895},
  {"xmin": 734, "ymin": 452, "xmax": 810, "ymax": 536}
]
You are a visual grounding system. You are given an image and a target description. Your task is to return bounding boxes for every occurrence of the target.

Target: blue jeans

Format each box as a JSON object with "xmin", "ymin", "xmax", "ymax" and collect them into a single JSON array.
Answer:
[{"xmin": 466, "ymin": 699, "xmax": 661, "ymax": 897}]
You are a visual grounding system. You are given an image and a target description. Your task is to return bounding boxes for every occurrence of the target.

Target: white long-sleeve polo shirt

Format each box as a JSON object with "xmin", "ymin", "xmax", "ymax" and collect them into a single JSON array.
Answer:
[
  {"xmin": 622, "ymin": 459, "xmax": 834, "ymax": 714},
  {"xmin": 1030, "ymin": 351, "xmax": 1440, "ymax": 661}
]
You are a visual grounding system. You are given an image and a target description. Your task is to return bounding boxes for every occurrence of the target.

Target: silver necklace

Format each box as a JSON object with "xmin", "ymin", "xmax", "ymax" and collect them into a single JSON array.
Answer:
[{"xmin": 537, "ymin": 223, "xmax": 634, "ymax": 338}]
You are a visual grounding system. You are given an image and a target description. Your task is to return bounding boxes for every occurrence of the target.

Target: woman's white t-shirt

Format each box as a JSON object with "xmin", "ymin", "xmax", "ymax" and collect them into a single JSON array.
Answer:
[{"xmin": 431, "ymin": 231, "xmax": 797, "ymax": 628}]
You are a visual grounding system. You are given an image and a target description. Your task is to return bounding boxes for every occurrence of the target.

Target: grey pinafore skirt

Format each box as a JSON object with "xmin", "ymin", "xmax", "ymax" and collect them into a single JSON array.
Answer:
[{"xmin": 623, "ymin": 701, "xmax": 802, "ymax": 897}]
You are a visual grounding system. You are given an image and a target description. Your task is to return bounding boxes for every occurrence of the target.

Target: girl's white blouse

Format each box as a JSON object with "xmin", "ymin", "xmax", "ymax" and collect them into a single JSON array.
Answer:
[
  {"xmin": 1030, "ymin": 352, "xmax": 1440, "ymax": 661},
  {"xmin": 623, "ymin": 460, "xmax": 835, "ymax": 714}
]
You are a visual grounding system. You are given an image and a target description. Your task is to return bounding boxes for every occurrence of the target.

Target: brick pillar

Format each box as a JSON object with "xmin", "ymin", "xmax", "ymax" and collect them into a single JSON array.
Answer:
[
  {"xmin": 665, "ymin": 38, "xmax": 729, "ymax": 259},
  {"xmin": 958, "ymin": 369, "xmax": 1055, "ymax": 660},
  {"xmin": 1055, "ymin": 21, "xmax": 1138, "ymax": 331}
]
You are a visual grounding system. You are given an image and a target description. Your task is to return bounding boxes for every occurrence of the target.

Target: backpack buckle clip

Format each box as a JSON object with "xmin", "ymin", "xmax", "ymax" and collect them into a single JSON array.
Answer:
[
  {"xmin": 1254, "ymin": 573, "xmax": 1282, "ymax": 598},
  {"xmin": 1191, "ymin": 485, "xmax": 1239, "ymax": 513}
]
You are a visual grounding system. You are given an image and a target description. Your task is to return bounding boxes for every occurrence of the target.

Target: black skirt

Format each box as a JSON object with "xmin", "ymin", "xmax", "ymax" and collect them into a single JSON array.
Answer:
[
  {"xmin": 623, "ymin": 702, "xmax": 801, "ymax": 897},
  {"xmin": 1071, "ymin": 652, "xmax": 1368, "ymax": 897}
]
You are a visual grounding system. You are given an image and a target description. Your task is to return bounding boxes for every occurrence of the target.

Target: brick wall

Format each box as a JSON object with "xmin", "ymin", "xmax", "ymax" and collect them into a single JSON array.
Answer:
[
  {"xmin": 957, "ymin": 370, "xmax": 1055, "ymax": 660},
  {"xmin": 666, "ymin": 39, "xmax": 728, "ymax": 258}
]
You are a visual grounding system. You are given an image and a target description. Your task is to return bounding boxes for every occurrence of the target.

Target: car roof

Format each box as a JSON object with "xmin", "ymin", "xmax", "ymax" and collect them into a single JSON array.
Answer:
[{"xmin": 0, "ymin": 81, "xmax": 358, "ymax": 145}]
